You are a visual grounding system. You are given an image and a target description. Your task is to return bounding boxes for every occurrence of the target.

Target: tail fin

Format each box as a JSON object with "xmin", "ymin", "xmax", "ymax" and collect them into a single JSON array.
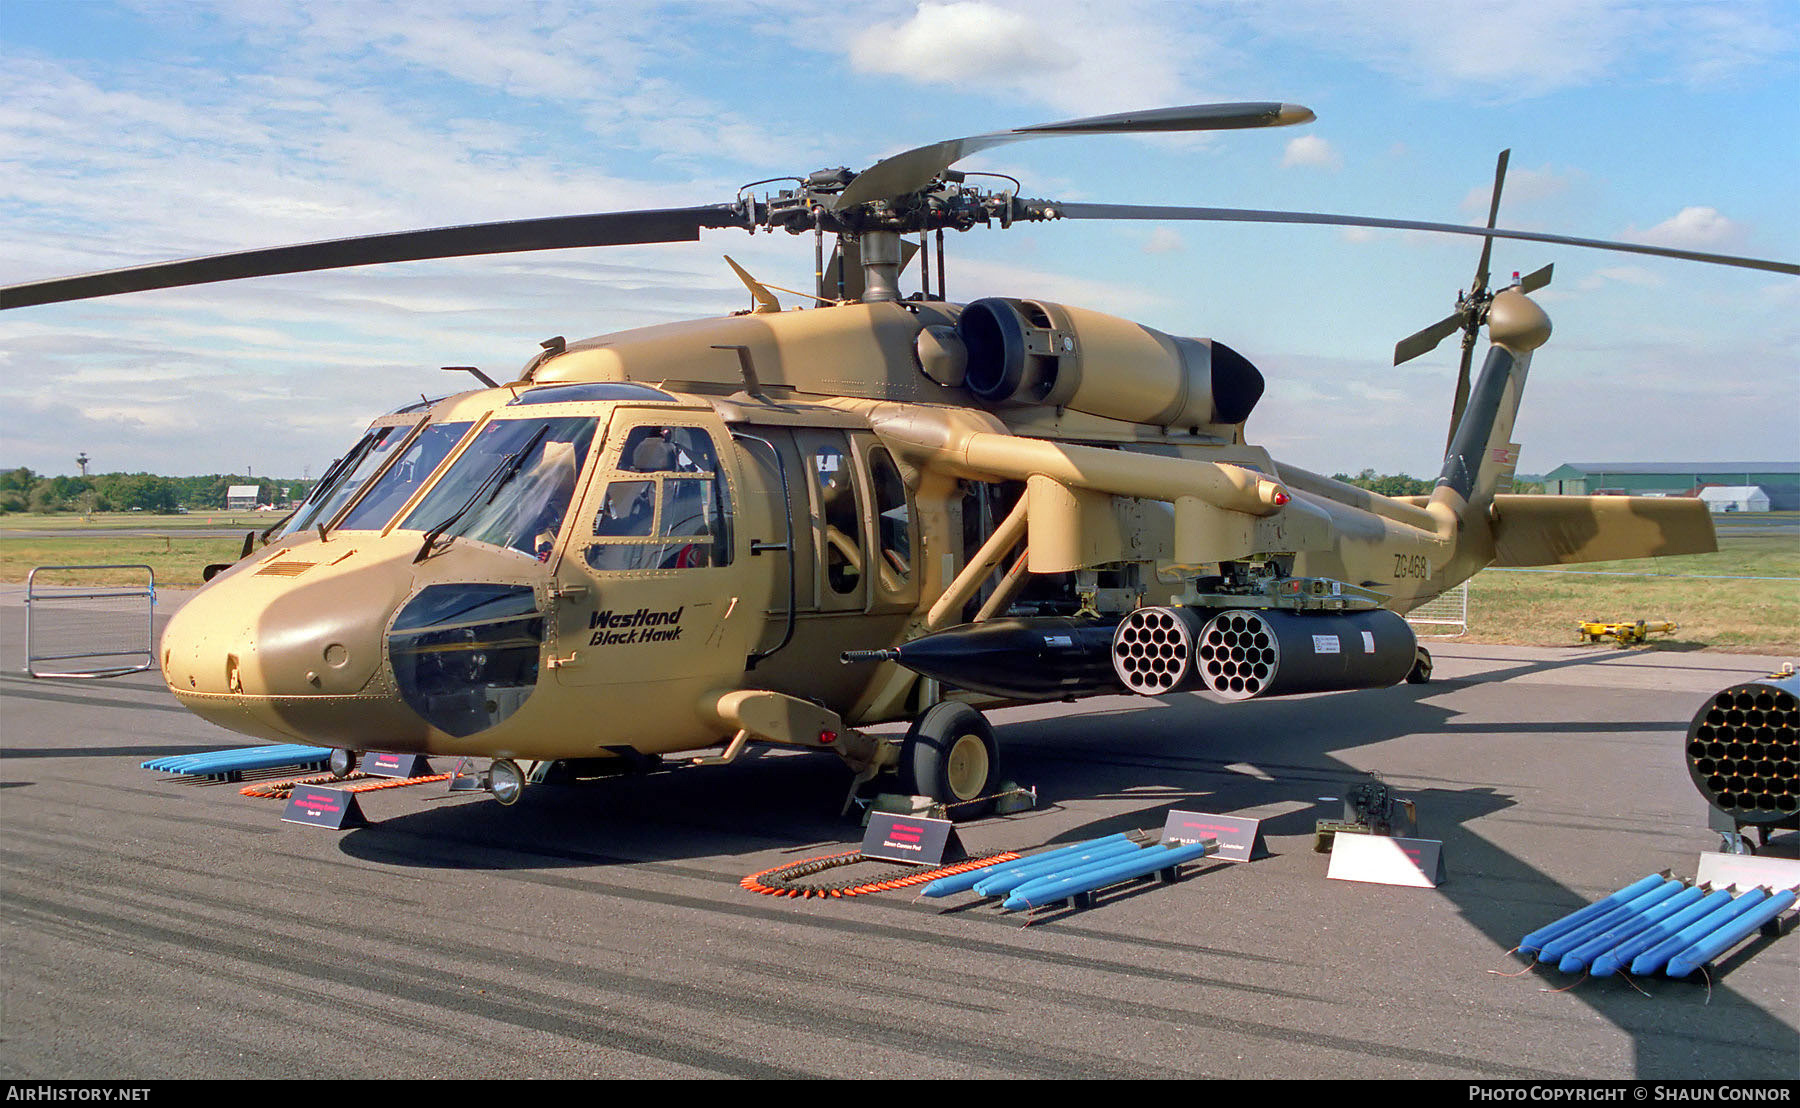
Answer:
[{"xmin": 1428, "ymin": 288, "xmax": 1551, "ymax": 528}]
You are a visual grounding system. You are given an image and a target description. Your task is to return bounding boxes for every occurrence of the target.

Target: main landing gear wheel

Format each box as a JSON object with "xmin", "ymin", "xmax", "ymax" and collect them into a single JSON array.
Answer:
[
  {"xmin": 899, "ymin": 702, "xmax": 1000, "ymax": 820},
  {"xmin": 1407, "ymin": 646, "xmax": 1434, "ymax": 685},
  {"xmin": 328, "ymin": 748, "xmax": 360, "ymax": 778}
]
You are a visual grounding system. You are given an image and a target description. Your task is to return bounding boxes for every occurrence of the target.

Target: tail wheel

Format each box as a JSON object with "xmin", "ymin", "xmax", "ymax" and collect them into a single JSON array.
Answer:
[{"xmin": 900, "ymin": 702, "xmax": 999, "ymax": 820}]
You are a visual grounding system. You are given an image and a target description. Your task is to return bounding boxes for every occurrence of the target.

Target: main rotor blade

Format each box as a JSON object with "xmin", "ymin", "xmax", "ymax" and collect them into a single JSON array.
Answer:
[
  {"xmin": 1472, "ymin": 149, "xmax": 1510, "ymax": 295},
  {"xmin": 1394, "ymin": 311, "xmax": 1464, "ymax": 366},
  {"xmin": 1056, "ymin": 203, "xmax": 1800, "ymax": 276},
  {"xmin": 1, "ymin": 204, "xmax": 750, "ymax": 310},
  {"xmin": 835, "ymin": 102, "xmax": 1314, "ymax": 209}
]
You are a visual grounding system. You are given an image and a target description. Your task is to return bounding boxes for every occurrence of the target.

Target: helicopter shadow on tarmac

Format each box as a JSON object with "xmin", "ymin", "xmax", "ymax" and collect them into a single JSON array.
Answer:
[
  {"xmin": 332, "ymin": 672, "xmax": 1470, "ymax": 874},
  {"xmin": 337, "ymin": 647, "xmax": 1672, "ymax": 879},
  {"xmin": 334, "ymin": 741, "xmax": 887, "ymax": 872}
]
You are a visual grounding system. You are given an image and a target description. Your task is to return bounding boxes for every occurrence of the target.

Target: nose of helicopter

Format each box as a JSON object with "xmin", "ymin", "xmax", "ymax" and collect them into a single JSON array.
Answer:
[{"xmin": 161, "ymin": 548, "xmax": 428, "ymax": 746}]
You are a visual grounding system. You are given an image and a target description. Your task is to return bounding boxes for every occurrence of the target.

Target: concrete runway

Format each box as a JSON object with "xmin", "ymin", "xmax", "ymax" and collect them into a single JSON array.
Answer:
[{"xmin": 1, "ymin": 589, "xmax": 1795, "ymax": 1080}]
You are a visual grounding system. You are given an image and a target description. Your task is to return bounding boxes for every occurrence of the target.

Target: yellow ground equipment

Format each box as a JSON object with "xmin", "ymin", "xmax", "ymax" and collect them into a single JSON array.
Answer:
[{"xmin": 1578, "ymin": 619, "xmax": 1678, "ymax": 646}]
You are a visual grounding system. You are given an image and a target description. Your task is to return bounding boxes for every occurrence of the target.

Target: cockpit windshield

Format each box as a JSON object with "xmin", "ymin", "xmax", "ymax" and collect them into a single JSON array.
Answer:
[
  {"xmin": 271, "ymin": 418, "xmax": 420, "ymax": 540},
  {"xmin": 399, "ymin": 416, "xmax": 599, "ymax": 560},
  {"xmin": 333, "ymin": 421, "xmax": 474, "ymax": 532}
]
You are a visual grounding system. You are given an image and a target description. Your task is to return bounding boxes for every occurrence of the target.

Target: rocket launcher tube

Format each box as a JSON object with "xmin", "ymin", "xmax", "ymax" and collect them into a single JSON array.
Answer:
[
  {"xmin": 1003, "ymin": 841, "xmax": 1213, "ymax": 912},
  {"xmin": 1518, "ymin": 874, "xmax": 1668, "ymax": 956},
  {"xmin": 969, "ymin": 836, "xmax": 1147, "ymax": 897},
  {"xmin": 920, "ymin": 834, "xmax": 1133, "ymax": 898},
  {"xmin": 1664, "ymin": 887, "xmax": 1797, "ymax": 979},
  {"xmin": 1629, "ymin": 888, "xmax": 1770, "ymax": 977},
  {"xmin": 1536, "ymin": 879, "xmax": 1687, "ymax": 964},
  {"xmin": 1590, "ymin": 889, "xmax": 1736, "ymax": 977},
  {"xmin": 1556, "ymin": 884, "xmax": 1708, "ymax": 973}
]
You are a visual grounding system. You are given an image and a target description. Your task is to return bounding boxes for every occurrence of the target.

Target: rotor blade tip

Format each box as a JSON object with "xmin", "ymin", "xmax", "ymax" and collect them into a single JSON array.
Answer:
[{"xmin": 1279, "ymin": 104, "xmax": 1316, "ymax": 125}]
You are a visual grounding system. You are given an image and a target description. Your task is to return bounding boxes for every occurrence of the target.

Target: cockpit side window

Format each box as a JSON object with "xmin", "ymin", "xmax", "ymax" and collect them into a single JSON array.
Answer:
[{"xmin": 583, "ymin": 425, "xmax": 733, "ymax": 572}]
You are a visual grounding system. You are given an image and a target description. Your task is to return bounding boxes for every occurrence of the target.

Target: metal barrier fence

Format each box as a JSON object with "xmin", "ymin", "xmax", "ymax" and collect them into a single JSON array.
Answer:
[
  {"xmin": 1404, "ymin": 580, "xmax": 1468, "ymax": 638},
  {"xmin": 25, "ymin": 564, "xmax": 158, "ymax": 679}
]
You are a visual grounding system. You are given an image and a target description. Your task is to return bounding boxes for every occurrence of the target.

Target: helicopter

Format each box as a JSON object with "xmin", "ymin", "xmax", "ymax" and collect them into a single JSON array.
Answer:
[{"xmin": 5, "ymin": 102, "xmax": 1796, "ymax": 817}]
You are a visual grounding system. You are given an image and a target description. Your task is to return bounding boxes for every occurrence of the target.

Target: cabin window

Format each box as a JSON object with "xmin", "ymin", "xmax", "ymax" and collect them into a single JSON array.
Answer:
[
  {"xmin": 870, "ymin": 446, "xmax": 910, "ymax": 583},
  {"xmin": 584, "ymin": 425, "xmax": 733, "ymax": 571},
  {"xmin": 811, "ymin": 442, "xmax": 862, "ymax": 595}
]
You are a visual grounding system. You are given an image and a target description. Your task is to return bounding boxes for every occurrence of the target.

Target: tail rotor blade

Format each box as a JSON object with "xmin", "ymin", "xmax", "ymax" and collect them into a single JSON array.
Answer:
[
  {"xmin": 1519, "ymin": 262, "xmax": 1554, "ymax": 293},
  {"xmin": 1395, "ymin": 311, "xmax": 1464, "ymax": 366},
  {"xmin": 1472, "ymin": 149, "xmax": 1510, "ymax": 295}
]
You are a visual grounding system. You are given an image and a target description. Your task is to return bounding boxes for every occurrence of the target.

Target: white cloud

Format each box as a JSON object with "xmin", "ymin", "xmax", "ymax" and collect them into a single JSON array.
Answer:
[
  {"xmin": 850, "ymin": 1, "xmax": 1070, "ymax": 84},
  {"xmin": 1630, "ymin": 206, "xmax": 1745, "ymax": 250},
  {"xmin": 1577, "ymin": 265, "xmax": 1665, "ymax": 291},
  {"xmin": 1459, "ymin": 164, "xmax": 1576, "ymax": 222},
  {"xmin": 844, "ymin": 0, "xmax": 1231, "ymax": 114},
  {"xmin": 1142, "ymin": 228, "xmax": 1184, "ymax": 254},
  {"xmin": 1281, "ymin": 135, "xmax": 1340, "ymax": 170},
  {"xmin": 1253, "ymin": 0, "xmax": 1798, "ymax": 98},
  {"xmin": 950, "ymin": 256, "xmax": 1167, "ymax": 318}
]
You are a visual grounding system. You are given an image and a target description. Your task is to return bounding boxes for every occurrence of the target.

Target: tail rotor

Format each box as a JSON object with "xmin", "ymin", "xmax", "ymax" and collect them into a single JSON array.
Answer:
[{"xmin": 1392, "ymin": 150, "xmax": 1553, "ymax": 454}]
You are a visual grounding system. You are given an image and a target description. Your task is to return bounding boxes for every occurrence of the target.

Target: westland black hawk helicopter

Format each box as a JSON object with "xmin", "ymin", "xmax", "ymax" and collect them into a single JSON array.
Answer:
[{"xmin": 6, "ymin": 104, "xmax": 1795, "ymax": 815}]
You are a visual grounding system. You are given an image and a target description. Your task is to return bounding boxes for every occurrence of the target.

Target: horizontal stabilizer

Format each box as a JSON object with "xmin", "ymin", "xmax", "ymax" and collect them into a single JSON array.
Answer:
[{"xmin": 1488, "ymin": 495, "xmax": 1716, "ymax": 567}]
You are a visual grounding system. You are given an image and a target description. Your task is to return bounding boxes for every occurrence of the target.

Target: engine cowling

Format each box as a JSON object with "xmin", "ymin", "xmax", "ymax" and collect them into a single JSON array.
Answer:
[{"xmin": 957, "ymin": 297, "xmax": 1265, "ymax": 430}]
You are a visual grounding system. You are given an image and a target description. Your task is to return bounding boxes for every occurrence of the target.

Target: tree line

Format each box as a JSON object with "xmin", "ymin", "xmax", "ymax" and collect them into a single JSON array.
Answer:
[
  {"xmin": 3, "ymin": 463, "xmax": 1541, "ymax": 514},
  {"xmin": 1330, "ymin": 468, "xmax": 1544, "ymax": 495},
  {"xmin": 0, "ymin": 468, "xmax": 314, "ymax": 514}
]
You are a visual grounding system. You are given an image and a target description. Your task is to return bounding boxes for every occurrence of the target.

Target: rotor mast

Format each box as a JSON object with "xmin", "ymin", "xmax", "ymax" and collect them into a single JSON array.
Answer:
[{"xmin": 859, "ymin": 232, "xmax": 905, "ymax": 303}]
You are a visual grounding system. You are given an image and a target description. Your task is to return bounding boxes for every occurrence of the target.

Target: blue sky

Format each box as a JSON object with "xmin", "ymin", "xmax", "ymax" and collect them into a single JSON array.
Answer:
[{"xmin": 3, "ymin": 0, "xmax": 1796, "ymax": 480}]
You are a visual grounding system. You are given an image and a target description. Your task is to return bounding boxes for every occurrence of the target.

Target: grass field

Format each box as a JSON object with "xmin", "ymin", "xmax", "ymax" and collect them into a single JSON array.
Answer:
[
  {"xmin": 3, "ymin": 511, "xmax": 1795, "ymax": 653},
  {"xmin": 1464, "ymin": 519, "xmax": 1799, "ymax": 653},
  {"xmin": 0, "ymin": 510, "xmax": 274, "ymax": 531},
  {"xmin": 0, "ymin": 512, "xmax": 267, "ymax": 586}
]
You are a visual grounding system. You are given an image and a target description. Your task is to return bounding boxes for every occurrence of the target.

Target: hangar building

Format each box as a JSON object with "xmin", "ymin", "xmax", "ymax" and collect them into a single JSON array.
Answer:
[{"xmin": 1542, "ymin": 462, "xmax": 1799, "ymax": 510}]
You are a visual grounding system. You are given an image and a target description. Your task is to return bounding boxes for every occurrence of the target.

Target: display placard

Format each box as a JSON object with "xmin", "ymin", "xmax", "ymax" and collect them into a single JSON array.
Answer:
[
  {"xmin": 1326, "ymin": 832, "xmax": 1445, "ymax": 888},
  {"xmin": 361, "ymin": 751, "xmax": 433, "ymax": 778},
  {"xmin": 1161, "ymin": 810, "xmax": 1267, "ymax": 862},
  {"xmin": 1695, "ymin": 851, "xmax": 1800, "ymax": 894},
  {"xmin": 862, "ymin": 812, "xmax": 962, "ymax": 866},
  {"xmin": 280, "ymin": 785, "xmax": 367, "ymax": 830}
]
